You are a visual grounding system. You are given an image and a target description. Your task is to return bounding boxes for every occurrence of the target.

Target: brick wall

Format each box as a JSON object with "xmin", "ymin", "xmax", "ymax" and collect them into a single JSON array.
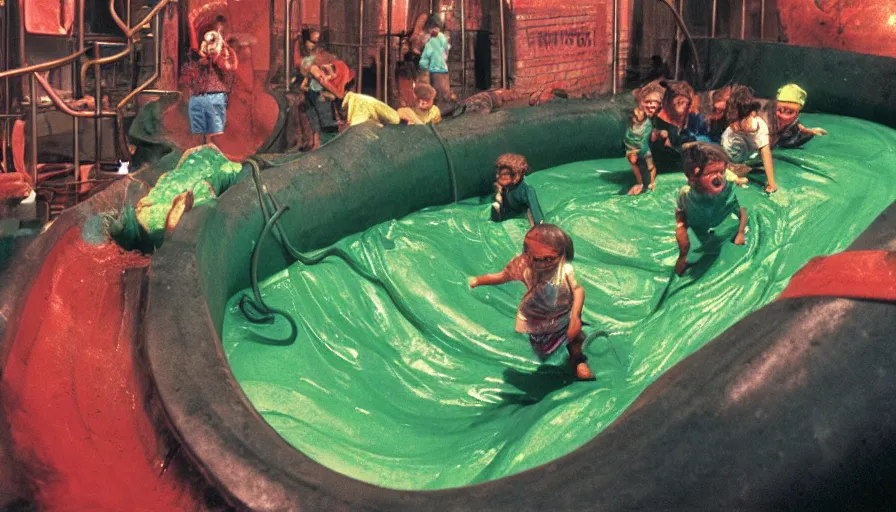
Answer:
[{"xmin": 511, "ymin": 0, "xmax": 610, "ymax": 96}]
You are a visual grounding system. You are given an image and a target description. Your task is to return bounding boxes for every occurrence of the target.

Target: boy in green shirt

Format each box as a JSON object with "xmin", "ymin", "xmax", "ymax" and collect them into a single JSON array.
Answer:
[
  {"xmin": 675, "ymin": 143, "xmax": 748, "ymax": 275},
  {"xmin": 490, "ymin": 153, "xmax": 544, "ymax": 226}
]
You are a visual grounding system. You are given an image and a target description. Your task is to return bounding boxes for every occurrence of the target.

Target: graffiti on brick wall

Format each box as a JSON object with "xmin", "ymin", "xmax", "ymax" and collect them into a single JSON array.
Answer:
[{"xmin": 525, "ymin": 28, "xmax": 596, "ymax": 50}]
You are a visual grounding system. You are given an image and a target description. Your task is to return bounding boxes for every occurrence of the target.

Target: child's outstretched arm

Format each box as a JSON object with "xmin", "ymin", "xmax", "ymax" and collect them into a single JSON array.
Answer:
[
  {"xmin": 759, "ymin": 145, "xmax": 777, "ymax": 193},
  {"xmin": 735, "ymin": 207, "xmax": 747, "ymax": 245},
  {"xmin": 798, "ymin": 123, "xmax": 827, "ymax": 136},
  {"xmin": 468, "ymin": 269, "xmax": 511, "ymax": 289},
  {"xmin": 675, "ymin": 209, "xmax": 690, "ymax": 275}
]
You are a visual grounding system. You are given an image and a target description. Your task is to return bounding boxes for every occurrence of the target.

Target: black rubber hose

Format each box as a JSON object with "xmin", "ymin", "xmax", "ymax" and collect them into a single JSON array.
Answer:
[
  {"xmin": 429, "ymin": 122, "xmax": 460, "ymax": 204},
  {"xmin": 243, "ymin": 156, "xmax": 443, "ymax": 344},
  {"xmin": 238, "ymin": 205, "xmax": 298, "ymax": 345},
  {"xmin": 657, "ymin": 0, "xmax": 704, "ymax": 89}
]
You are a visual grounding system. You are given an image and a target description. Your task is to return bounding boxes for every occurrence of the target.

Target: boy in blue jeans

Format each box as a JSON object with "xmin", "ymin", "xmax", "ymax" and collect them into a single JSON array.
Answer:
[{"xmin": 180, "ymin": 32, "xmax": 238, "ymax": 144}]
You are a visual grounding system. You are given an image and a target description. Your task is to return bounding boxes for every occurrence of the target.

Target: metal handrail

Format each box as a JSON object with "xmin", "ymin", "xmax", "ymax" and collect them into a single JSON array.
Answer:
[
  {"xmin": 116, "ymin": 10, "xmax": 166, "ymax": 160},
  {"xmin": 81, "ymin": 46, "xmax": 131, "ymax": 85},
  {"xmin": 109, "ymin": 0, "xmax": 177, "ymax": 39},
  {"xmin": 32, "ymin": 73, "xmax": 117, "ymax": 118},
  {"xmin": 0, "ymin": 48, "xmax": 89, "ymax": 80}
]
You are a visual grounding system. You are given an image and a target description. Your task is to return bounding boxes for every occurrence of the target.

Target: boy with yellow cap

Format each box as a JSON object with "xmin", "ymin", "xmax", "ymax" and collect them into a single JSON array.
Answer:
[{"xmin": 767, "ymin": 83, "xmax": 827, "ymax": 149}]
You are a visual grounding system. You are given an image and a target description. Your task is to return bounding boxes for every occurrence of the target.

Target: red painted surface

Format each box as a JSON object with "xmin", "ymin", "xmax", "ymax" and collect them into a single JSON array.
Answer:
[
  {"xmin": 780, "ymin": 250, "xmax": 896, "ymax": 302},
  {"xmin": 159, "ymin": 5, "xmax": 181, "ymax": 92},
  {"xmin": 23, "ymin": 0, "xmax": 74, "ymax": 36},
  {"xmin": 0, "ymin": 229, "xmax": 204, "ymax": 510},
  {"xmin": 778, "ymin": 0, "xmax": 896, "ymax": 59},
  {"xmin": 511, "ymin": 0, "xmax": 609, "ymax": 95}
]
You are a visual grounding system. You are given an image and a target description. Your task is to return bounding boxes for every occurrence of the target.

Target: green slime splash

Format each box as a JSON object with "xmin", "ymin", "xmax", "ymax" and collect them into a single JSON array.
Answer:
[{"xmin": 222, "ymin": 114, "xmax": 896, "ymax": 490}]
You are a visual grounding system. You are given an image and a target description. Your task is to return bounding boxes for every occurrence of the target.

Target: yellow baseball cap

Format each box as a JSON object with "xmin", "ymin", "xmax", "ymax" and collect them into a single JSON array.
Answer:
[{"xmin": 776, "ymin": 83, "xmax": 807, "ymax": 107}]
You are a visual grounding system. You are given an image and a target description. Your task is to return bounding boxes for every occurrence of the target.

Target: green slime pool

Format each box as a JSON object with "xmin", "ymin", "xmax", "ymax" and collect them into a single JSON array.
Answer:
[{"xmin": 222, "ymin": 114, "xmax": 896, "ymax": 490}]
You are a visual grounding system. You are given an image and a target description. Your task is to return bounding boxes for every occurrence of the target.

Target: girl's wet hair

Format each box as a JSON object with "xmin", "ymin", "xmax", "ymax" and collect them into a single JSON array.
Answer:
[
  {"xmin": 683, "ymin": 142, "xmax": 730, "ymax": 179},
  {"xmin": 524, "ymin": 224, "xmax": 575, "ymax": 261}
]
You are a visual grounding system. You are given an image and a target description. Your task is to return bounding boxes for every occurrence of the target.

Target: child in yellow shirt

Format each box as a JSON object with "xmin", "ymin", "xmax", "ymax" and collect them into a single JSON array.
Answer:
[{"xmin": 397, "ymin": 84, "xmax": 442, "ymax": 125}]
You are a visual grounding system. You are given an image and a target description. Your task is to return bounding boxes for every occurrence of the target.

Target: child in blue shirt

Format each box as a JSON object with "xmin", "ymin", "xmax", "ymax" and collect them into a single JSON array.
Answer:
[
  {"xmin": 674, "ymin": 143, "xmax": 748, "ymax": 275},
  {"xmin": 419, "ymin": 16, "xmax": 452, "ymax": 103}
]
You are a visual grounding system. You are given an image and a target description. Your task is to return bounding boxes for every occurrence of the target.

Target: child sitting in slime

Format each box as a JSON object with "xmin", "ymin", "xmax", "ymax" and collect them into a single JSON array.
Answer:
[
  {"xmin": 490, "ymin": 153, "xmax": 544, "ymax": 226},
  {"xmin": 624, "ymin": 81, "xmax": 664, "ymax": 195},
  {"xmin": 675, "ymin": 143, "xmax": 748, "ymax": 275},
  {"xmin": 469, "ymin": 224, "xmax": 595, "ymax": 381}
]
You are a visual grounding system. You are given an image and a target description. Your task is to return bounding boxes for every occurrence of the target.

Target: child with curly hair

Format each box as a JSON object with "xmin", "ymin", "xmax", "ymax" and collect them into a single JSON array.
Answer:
[{"xmin": 490, "ymin": 153, "xmax": 544, "ymax": 226}]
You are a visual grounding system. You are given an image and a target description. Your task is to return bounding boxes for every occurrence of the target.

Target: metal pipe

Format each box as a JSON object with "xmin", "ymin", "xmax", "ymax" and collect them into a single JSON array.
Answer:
[
  {"xmin": 138, "ymin": 89, "xmax": 182, "ymax": 96},
  {"xmin": 0, "ymin": 49, "xmax": 90, "ymax": 79},
  {"xmin": 117, "ymin": 7, "xmax": 164, "ymax": 160},
  {"xmin": 385, "ymin": 0, "xmax": 391, "ymax": 103},
  {"xmin": 81, "ymin": 46, "xmax": 130, "ymax": 85},
  {"xmin": 674, "ymin": 0, "xmax": 683, "ymax": 80},
  {"xmin": 499, "ymin": 0, "xmax": 506, "ymax": 89},
  {"xmin": 32, "ymin": 73, "xmax": 116, "ymax": 118},
  {"xmin": 28, "ymin": 73, "xmax": 37, "ymax": 183},
  {"xmin": 109, "ymin": 0, "xmax": 175, "ymax": 39},
  {"xmin": 357, "ymin": 0, "xmax": 364, "ymax": 93},
  {"xmin": 612, "ymin": 0, "xmax": 618, "ymax": 94},
  {"xmin": 711, "ymin": 0, "xmax": 717, "ymax": 38},
  {"xmin": 285, "ymin": 0, "xmax": 292, "ymax": 90},
  {"xmin": 73, "ymin": 1, "xmax": 82, "ymax": 201},
  {"xmin": 3, "ymin": 0, "xmax": 12, "ymax": 173},
  {"xmin": 741, "ymin": 0, "xmax": 746, "ymax": 39},
  {"xmin": 77, "ymin": 0, "xmax": 85, "ymax": 89},
  {"xmin": 760, "ymin": 0, "xmax": 765, "ymax": 40},
  {"xmin": 460, "ymin": 0, "xmax": 466, "ymax": 98},
  {"xmin": 94, "ymin": 42, "xmax": 101, "ymax": 172}
]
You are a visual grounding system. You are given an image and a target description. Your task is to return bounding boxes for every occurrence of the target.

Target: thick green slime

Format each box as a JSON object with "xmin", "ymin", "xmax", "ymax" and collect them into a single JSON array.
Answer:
[{"xmin": 222, "ymin": 114, "xmax": 896, "ymax": 490}]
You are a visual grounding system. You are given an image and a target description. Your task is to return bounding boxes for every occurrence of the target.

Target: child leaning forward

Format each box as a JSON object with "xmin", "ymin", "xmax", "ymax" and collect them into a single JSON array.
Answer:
[
  {"xmin": 469, "ymin": 224, "xmax": 595, "ymax": 381},
  {"xmin": 490, "ymin": 153, "xmax": 544, "ymax": 226}
]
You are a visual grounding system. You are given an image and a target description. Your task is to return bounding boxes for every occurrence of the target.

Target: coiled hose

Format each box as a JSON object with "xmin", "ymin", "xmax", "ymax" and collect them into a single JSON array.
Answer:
[{"xmin": 239, "ymin": 155, "xmax": 445, "ymax": 345}]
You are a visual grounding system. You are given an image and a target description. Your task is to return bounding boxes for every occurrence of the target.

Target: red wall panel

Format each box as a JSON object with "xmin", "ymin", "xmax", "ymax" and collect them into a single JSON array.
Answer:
[
  {"xmin": 778, "ymin": 0, "xmax": 896, "ymax": 59},
  {"xmin": 512, "ymin": 0, "xmax": 609, "ymax": 95}
]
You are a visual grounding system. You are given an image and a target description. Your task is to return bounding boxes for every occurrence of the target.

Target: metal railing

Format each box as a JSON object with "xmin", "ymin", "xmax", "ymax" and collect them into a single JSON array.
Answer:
[{"xmin": 0, "ymin": 0, "xmax": 176, "ymax": 188}]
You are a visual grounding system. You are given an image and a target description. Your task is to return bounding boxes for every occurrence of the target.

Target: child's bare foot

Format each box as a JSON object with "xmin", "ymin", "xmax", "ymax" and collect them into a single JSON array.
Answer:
[
  {"xmin": 627, "ymin": 184, "xmax": 644, "ymax": 195},
  {"xmin": 648, "ymin": 182, "xmax": 656, "ymax": 191},
  {"xmin": 575, "ymin": 362, "xmax": 596, "ymax": 381},
  {"xmin": 765, "ymin": 184, "xmax": 778, "ymax": 194}
]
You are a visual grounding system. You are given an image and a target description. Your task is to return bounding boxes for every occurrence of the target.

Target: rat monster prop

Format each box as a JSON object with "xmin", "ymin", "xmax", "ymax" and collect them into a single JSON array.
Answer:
[{"xmin": 674, "ymin": 143, "xmax": 748, "ymax": 276}]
